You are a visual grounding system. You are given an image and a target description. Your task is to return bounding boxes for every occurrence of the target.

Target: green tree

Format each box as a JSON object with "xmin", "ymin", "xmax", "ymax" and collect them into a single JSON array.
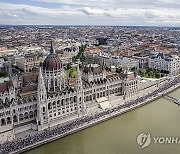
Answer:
[
  {"xmin": 161, "ymin": 73, "xmax": 165, "ymax": 77},
  {"xmin": 40, "ymin": 62, "xmax": 43, "ymax": 67},
  {"xmin": 0, "ymin": 71, "xmax": 8, "ymax": 77},
  {"xmin": 155, "ymin": 73, "xmax": 161, "ymax": 78},
  {"xmin": 69, "ymin": 69, "xmax": 73, "ymax": 77},
  {"xmin": 2, "ymin": 55, "xmax": 8, "ymax": 61},
  {"xmin": 66, "ymin": 63, "xmax": 72, "ymax": 70}
]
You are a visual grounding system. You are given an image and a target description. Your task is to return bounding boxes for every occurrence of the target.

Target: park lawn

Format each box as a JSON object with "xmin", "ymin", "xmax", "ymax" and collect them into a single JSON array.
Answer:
[
  {"xmin": 138, "ymin": 68, "xmax": 165, "ymax": 79},
  {"xmin": 66, "ymin": 67, "xmax": 77, "ymax": 78}
]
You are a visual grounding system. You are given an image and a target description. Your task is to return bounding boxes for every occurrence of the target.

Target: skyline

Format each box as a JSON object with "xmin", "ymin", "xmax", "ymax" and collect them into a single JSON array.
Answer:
[{"xmin": 0, "ymin": 0, "xmax": 180, "ymax": 27}]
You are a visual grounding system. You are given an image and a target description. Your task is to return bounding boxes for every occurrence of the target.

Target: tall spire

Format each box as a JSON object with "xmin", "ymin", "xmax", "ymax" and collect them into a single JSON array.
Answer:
[
  {"xmin": 38, "ymin": 67, "xmax": 47, "ymax": 102},
  {"xmin": 50, "ymin": 41, "xmax": 54, "ymax": 54},
  {"xmin": 76, "ymin": 61, "xmax": 87, "ymax": 115},
  {"xmin": 76, "ymin": 62, "xmax": 83, "ymax": 91},
  {"xmin": 37, "ymin": 68, "xmax": 49, "ymax": 129},
  {"xmin": 8, "ymin": 61, "xmax": 13, "ymax": 78},
  {"xmin": 61, "ymin": 65, "xmax": 68, "ymax": 88},
  {"xmin": 102, "ymin": 59, "xmax": 106, "ymax": 70}
]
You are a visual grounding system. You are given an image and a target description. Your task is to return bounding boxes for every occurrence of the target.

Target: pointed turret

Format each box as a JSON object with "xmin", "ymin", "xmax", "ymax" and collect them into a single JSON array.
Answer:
[
  {"xmin": 102, "ymin": 59, "xmax": 106, "ymax": 79},
  {"xmin": 50, "ymin": 41, "xmax": 54, "ymax": 54},
  {"xmin": 76, "ymin": 62, "xmax": 87, "ymax": 115},
  {"xmin": 8, "ymin": 61, "xmax": 13, "ymax": 78},
  {"xmin": 38, "ymin": 67, "xmax": 47, "ymax": 101},
  {"xmin": 76, "ymin": 63, "xmax": 83, "ymax": 92},
  {"xmin": 102, "ymin": 59, "xmax": 106, "ymax": 70},
  {"xmin": 37, "ymin": 67, "xmax": 49, "ymax": 130},
  {"xmin": 61, "ymin": 65, "xmax": 68, "ymax": 88}
]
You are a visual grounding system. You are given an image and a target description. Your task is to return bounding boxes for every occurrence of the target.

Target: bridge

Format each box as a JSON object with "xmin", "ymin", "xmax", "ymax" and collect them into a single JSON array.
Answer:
[{"xmin": 165, "ymin": 95, "xmax": 180, "ymax": 106}]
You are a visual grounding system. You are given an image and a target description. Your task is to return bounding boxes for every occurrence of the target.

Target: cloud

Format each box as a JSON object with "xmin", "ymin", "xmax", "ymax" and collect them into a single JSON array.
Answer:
[
  {"xmin": 78, "ymin": 8, "xmax": 112, "ymax": 16},
  {"xmin": 21, "ymin": 8, "xmax": 37, "ymax": 16},
  {"xmin": 33, "ymin": 0, "xmax": 116, "ymax": 8},
  {"xmin": 33, "ymin": 0, "xmax": 180, "ymax": 9},
  {"xmin": 145, "ymin": 12, "xmax": 158, "ymax": 19},
  {"xmin": 0, "ymin": 1, "xmax": 179, "ymax": 26}
]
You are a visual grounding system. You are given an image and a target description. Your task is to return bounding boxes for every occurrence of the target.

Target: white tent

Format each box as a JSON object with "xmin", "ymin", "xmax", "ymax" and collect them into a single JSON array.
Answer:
[{"xmin": 96, "ymin": 97, "xmax": 112, "ymax": 110}]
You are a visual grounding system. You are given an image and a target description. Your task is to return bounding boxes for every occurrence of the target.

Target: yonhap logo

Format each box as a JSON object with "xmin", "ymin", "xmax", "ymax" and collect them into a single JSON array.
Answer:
[{"xmin": 137, "ymin": 132, "xmax": 151, "ymax": 148}]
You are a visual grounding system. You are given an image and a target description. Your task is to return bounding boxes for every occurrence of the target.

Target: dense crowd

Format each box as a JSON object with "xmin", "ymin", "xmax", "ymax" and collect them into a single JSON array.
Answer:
[{"xmin": 1, "ymin": 75, "xmax": 180, "ymax": 154}]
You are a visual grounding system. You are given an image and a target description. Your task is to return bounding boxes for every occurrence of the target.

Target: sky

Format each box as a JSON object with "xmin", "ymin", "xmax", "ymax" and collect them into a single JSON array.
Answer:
[{"xmin": 0, "ymin": 0, "xmax": 180, "ymax": 26}]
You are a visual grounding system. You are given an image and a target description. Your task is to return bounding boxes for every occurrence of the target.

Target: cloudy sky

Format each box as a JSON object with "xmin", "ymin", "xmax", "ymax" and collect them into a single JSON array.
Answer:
[{"xmin": 0, "ymin": 0, "xmax": 180, "ymax": 26}]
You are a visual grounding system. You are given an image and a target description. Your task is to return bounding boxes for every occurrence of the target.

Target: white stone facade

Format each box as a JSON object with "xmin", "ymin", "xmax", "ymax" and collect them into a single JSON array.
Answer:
[
  {"xmin": 148, "ymin": 53, "xmax": 180, "ymax": 74},
  {"xmin": 0, "ymin": 45, "xmax": 139, "ymax": 141}
]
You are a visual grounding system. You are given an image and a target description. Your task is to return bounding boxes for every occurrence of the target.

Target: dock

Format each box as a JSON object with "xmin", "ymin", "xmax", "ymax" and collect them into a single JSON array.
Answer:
[{"xmin": 165, "ymin": 95, "xmax": 180, "ymax": 105}]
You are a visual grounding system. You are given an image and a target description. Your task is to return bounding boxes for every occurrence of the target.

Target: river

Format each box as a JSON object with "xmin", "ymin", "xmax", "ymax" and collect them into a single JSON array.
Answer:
[{"xmin": 24, "ymin": 88, "xmax": 180, "ymax": 154}]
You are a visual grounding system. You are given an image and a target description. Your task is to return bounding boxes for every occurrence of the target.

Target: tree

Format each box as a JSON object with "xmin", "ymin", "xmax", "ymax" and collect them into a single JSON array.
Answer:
[
  {"xmin": 66, "ymin": 63, "xmax": 72, "ymax": 70},
  {"xmin": 161, "ymin": 73, "xmax": 165, "ymax": 77},
  {"xmin": 0, "ymin": 71, "xmax": 8, "ymax": 77},
  {"xmin": 69, "ymin": 69, "xmax": 73, "ymax": 77},
  {"xmin": 155, "ymin": 73, "xmax": 160, "ymax": 78},
  {"xmin": 2, "ymin": 55, "xmax": 8, "ymax": 61},
  {"xmin": 40, "ymin": 62, "xmax": 43, "ymax": 67}
]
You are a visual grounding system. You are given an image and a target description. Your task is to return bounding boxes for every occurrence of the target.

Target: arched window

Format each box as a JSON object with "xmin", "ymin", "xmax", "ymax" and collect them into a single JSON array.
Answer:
[
  {"xmin": 66, "ymin": 98, "xmax": 68, "ymax": 102},
  {"xmin": 34, "ymin": 110, "xmax": 37, "ymax": 116},
  {"xmin": 74, "ymin": 96, "xmax": 77, "ymax": 102},
  {"xmin": 57, "ymin": 100, "xmax": 60, "ymax": 106},
  {"xmin": 7, "ymin": 117, "xmax": 11, "ymax": 124},
  {"xmin": 13, "ymin": 115, "xmax": 18, "ymax": 122},
  {"xmin": 19, "ymin": 114, "xmax": 23, "ymax": 121},
  {"xmin": 90, "ymin": 95, "xmax": 92, "ymax": 100},
  {"xmin": 51, "ymin": 79, "xmax": 53, "ymax": 88},
  {"xmin": 1, "ymin": 118, "xmax": 5, "ymax": 126},
  {"xmin": 24, "ymin": 112, "xmax": 29, "ymax": 119},
  {"xmin": 86, "ymin": 96, "xmax": 88, "ymax": 101},
  {"xmin": 48, "ymin": 103, "xmax": 51, "ymax": 109},
  {"xmin": 5, "ymin": 97, "xmax": 9, "ymax": 104},
  {"xmin": 61, "ymin": 99, "xmax": 64, "ymax": 106},
  {"xmin": 29, "ymin": 111, "xmax": 34, "ymax": 118},
  {"xmin": 93, "ymin": 94, "xmax": 95, "ymax": 99},
  {"xmin": 55, "ymin": 79, "xmax": 58, "ymax": 86},
  {"xmin": 97, "ymin": 93, "xmax": 100, "ymax": 98},
  {"xmin": 0, "ymin": 99, "xmax": 3, "ymax": 104}
]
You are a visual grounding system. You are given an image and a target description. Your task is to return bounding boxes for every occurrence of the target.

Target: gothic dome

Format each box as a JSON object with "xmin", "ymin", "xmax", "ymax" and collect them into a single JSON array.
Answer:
[{"xmin": 43, "ymin": 43, "xmax": 62, "ymax": 71}]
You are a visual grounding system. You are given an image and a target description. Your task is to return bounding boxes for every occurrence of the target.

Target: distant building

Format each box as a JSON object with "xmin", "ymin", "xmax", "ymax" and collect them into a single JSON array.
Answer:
[
  {"xmin": 0, "ymin": 48, "xmax": 18, "ymax": 57},
  {"xmin": 148, "ymin": 53, "xmax": 180, "ymax": 74},
  {"xmin": 55, "ymin": 39, "xmax": 81, "ymax": 57},
  {"xmin": 0, "ymin": 62, "xmax": 4, "ymax": 71},
  {"xmin": 96, "ymin": 37, "xmax": 108, "ymax": 45},
  {"xmin": 85, "ymin": 51, "xmax": 139, "ymax": 70},
  {"xmin": 132, "ymin": 53, "xmax": 149, "ymax": 69},
  {"xmin": 16, "ymin": 53, "xmax": 44, "ymax": 72}
]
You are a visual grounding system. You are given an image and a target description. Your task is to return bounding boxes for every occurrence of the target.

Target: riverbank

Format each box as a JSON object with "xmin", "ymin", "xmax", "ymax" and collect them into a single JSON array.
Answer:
[{"xmin": 5, "ymin": 75, "xmax": 179, "ymax": 154}]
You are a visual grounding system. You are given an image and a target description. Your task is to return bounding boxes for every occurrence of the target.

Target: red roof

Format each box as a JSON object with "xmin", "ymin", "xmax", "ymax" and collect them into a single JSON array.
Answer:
[
  {"xmin": 0, "ymin": 80, "xmax": 13, "ymax": 93},
  {"xmin": 43, "ymin": 53, "xmax": 62, "ymax": 71}
]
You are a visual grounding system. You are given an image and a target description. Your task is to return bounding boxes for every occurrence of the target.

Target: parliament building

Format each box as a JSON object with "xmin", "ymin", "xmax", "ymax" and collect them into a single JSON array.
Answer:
[{"xmin": 0, "ymin": 43, "xmax": 139, "ymax": 142}]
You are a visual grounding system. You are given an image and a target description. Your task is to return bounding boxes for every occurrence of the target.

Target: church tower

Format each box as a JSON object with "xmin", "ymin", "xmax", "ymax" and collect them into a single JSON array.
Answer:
[
  {"xmin": 61, "ymin": 66, "xmax": 68, "ymax": 89},
  {"xmin": 76, "ymin": 63, "xmax": 87, "ymax": 115},
  {"xmin": 102, "ymin": 59, "xmax": 106, "ymax": 79},
  {"xmin": 37, "ymin": 68, "xmax": 49, "ymax": 130}
]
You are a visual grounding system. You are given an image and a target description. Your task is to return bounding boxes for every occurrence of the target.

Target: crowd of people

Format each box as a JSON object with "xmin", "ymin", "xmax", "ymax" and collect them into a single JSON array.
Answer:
[{"xmin": 1, "ymin": 75, "xmax": 180, "ymax": 154}]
